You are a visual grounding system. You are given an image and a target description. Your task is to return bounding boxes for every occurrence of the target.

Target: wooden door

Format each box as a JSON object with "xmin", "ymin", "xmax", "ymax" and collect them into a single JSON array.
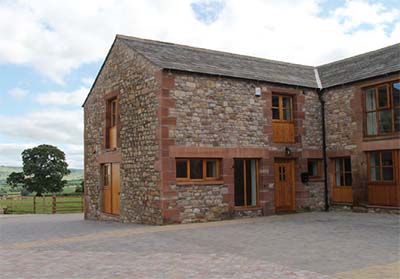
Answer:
[
  {"xmin": 332, "ymin": 157, "xmax": 353, "ymax": 203},
  {"xmin": 274, "ymin": 160, "xmax": 295, "ymax": 212},
  {"xmin": 111, "ymin": 163, "xmax": 120, "ymax": 215},
  {"xmin": 102, "ymin": 163, "xmax": 120, "ymax": 215}
]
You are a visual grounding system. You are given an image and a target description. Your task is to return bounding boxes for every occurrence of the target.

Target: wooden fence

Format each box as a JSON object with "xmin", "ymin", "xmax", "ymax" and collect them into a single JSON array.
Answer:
[{"xmin": 0, "ymin": 195, "xmax": 84, "ymax": 214}]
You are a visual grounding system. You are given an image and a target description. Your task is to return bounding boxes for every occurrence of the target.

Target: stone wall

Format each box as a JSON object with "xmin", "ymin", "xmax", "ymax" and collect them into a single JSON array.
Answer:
[
  {"xmin": 170, "ymin": 74, "xmax": 268, "ymax": 147},
  {"xmin": 84, "ymin": 39, "xmax": 163, "ymax": 224},
  {"xmin": 175, "ymin": 183, "xmax": 230, "ymax": 223},
  {"xmin": 161, "ymin": 71, "xmax": 325, "ymax": 222}
]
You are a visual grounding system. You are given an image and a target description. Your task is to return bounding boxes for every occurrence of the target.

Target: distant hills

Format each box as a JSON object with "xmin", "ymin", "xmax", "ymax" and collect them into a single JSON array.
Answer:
[{"xmin": 0, "ymin": 166, "xmax": 84, "ymax": 187}]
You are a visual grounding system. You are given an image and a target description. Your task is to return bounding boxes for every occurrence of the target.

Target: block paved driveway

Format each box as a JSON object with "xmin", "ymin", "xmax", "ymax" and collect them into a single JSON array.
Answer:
[{"xmin": 0, "ymin": 212, "xmax": 399, "ymax": 279}]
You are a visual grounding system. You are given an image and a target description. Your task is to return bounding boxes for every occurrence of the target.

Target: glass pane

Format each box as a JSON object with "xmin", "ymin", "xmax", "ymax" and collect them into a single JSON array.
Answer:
[
  {"xmin": 345, "ymin": 173, "xmax": 352, "ymax": 186},
  {"xmin": 370, "ymin": 167, "xmax": 379, "ymax": 181},
  {"xmin": 378, "ymin": 110, "xmax": 392, "ymax": 134},
  {"xmin": 344, "ymin": 158, "xmax": 351, "ymax": 171},
  {"xmin": 283, "ymin": 109, "xmax": 291, "ymax": 120},
  {"xmin": 234, "ymin": 160, "xmax": 244, "ymax": 206},
  {"xmin": 272, "ymin": 108, "xmax": 279, "ymax": 119},
  {"xmin": 176, "ymin": 160, "xmax": 188, "ymax": 178},
  {"xmin": 335, "ymin": 159, "xmax": 342, "ymax": 186},
  {"xmin": 382, "ymin": 167, "xmax": 394, "ymax": 181},
  {"xmin": 394, "ymin": 109, "xmax": 400, "ymax": 132},
  {"xmin": 272, "ymin": 95, "xmax": 279, "ymax": 107},
  {"xmin": 206, "ymin": 160, "xmax": 217, "ymax": 177},
  {"xmin": 190, "ymin": 159, "xmax": 203, "ymax": 179},
  {"xmin": 382, "ymin": 151, "xmax": 393, "ymax": 166},
  {"xmin": 366, "ymin": 112, "xmax": 377, "ymax": 135},
  {"xmin": 393, "ymin": 82, "xmax": 400, "ymax": 107},
  {"xmin": 245, "ymin": 160, "xmax": 257, "ymax": 206},
  {"xmin": 365, "ymin": 88, "xmax": 376, "ymax": 111},
  {"xmin": 282, "ymin": 96, "xmax": 291, "ymax": 109},
  {"xmin": 308, "ymin": 160, "xmax": 318, "ymax": 176},
  {"xmin": 378, "ymin": 86, "xmax": 388, "ymax": 107},
  {"xmin": 369, "ymin": 152, "xmax": 379, "ymax": 167}
]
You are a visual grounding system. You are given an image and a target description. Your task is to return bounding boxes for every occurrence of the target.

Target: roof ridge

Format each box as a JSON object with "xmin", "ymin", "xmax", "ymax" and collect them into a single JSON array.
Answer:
[
  {"xmin": 116, "ymin": 34, "xmax": 314, "ymax": 69},
  {"xmin": 317, "ymin": 43, "xmax": 400, "ymax": 68}
]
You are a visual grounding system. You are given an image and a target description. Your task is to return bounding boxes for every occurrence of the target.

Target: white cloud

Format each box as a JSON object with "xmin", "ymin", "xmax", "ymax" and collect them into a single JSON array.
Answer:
[
  {"xmin": 0, "ymin": 0, "xmax": 399, "ymax": 83},
  {"xmin": 81, "ymin": 77, "xmax": 95, "ymax": 87},
  {"xmin": 36, "ymin": 87, "xmax": 89, "ymax": 106},
  {"xmin": 0, "ymin": 109, "xmax": 83, "ymax": 145},
  {"xmin": 0, "ymin": 143, "xmax": 83, "ymax": 168},
  {"xmin": 0, "ymin": 143, "xmax": 35, "ymax": 166},
  {"xmin": 8, "ymin": 88, "xmax": 28, "ymax": 100}
]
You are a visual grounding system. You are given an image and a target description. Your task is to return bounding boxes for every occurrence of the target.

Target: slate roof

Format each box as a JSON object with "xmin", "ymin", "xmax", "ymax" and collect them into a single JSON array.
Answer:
[
  {"xmin": 83, "ymin": 35, "xmax": 400, "ymax": 106},
  {"xmin": 118, "ymin": 35, "xmax": 318, "ymax": 88},
  {"xmin": 317, "ymin": 43, "xmax": 400, "ymax": 88}
]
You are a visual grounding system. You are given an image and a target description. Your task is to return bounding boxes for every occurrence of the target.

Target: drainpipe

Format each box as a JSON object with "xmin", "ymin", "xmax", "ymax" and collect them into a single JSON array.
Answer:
[{"xmin": 318, "ymin": 88, "xmax": 329, "ymax": 212}]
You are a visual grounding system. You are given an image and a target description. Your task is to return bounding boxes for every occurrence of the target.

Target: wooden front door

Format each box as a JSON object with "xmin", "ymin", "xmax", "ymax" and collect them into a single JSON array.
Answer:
[
  {"xmin": 274, "ymin": 159, "xmax": 295, "ymax": 212},
  {"xmin": 102, "ymin": 163, "xmax": 120, "ymax": 215}
]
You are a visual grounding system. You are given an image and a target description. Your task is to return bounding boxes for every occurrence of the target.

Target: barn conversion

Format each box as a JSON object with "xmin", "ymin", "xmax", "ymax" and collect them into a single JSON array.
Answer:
[{"xmin": 83, "ymin": 35, "xmax": 399, "ymax": 224}]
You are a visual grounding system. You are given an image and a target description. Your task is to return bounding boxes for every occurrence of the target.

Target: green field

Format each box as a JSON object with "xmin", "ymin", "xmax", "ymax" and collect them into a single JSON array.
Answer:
[
  {"xmin": 0, "ymin": 196, "xmax": 83, "ymax": 214},
  {"xmin": 0, "ymin": 165, "xmax": 84, "ymax": 195}
]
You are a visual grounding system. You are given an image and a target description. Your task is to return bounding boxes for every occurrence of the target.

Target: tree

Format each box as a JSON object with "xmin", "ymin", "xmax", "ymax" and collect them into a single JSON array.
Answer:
[
  {"xmin": 7, "ymin": 144, "xmax": 70, "ymax": 196},
  {"xmin": 6, "ymin": 172, "xmax": 25, "ymax": 188}
]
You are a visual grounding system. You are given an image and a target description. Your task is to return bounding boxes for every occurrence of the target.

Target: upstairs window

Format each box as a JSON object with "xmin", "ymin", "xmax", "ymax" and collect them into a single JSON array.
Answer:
[
  {"xmin": 272, "ymin": 95, "xmax": 293, "ymax": 121},
  {"xmin": 272, "ymin": 94, "xmax": 295, "ymax": 143},
  {"xmin": 106, "ymin": 98, "xmax": 119, "ymax": 149},
  {"xmin": 365, "ymin": 82, "xmax": 400, "ymax": 136},
  {"xmin": 368, "ymin": 151, "xmax": 394, "ymax": 182},
  {"xmin": 176, "ymin": 159, "xmax": 221, "ymax": 181}
]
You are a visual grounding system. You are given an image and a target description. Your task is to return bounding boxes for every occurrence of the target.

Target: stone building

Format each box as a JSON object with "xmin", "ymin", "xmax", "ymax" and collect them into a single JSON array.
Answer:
[{"xmin": 83, "ymin": 35, "xmax": 399, "ymax": 224}]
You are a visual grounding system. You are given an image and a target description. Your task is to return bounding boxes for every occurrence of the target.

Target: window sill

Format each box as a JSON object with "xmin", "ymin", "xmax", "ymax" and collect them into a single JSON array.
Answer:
[
  {"xmin": 176, "ymin": 180, "xmax": 224, "ymax": 186},
  {"xmin": 234, "ymin": 206, "xmax": 262, "ymax": 211},
  {"xmin": 308, "ymin": 178, "xmax": 324, "ymax": 182},
  {"xmin": 363, "ymin": 134, "xmax": 400, "ymax": 141}
]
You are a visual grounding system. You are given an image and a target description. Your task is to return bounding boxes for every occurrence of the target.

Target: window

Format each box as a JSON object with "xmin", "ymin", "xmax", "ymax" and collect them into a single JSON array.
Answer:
[
  {"xmin": 176, "ymin": 159, "xmax": 220, "ymax": 181},
  {"xmin": 103, "ymin": 164, "xmax": 111, "ymax": 187},
  {"xmin": 307, "ymin": 159, "xmax": 322, "ymax": 178},
  {"xmin": 272, "ymin": 94, "xmax": 295, "ymax": 143},
  {"xmin": 234, "ymin": 159, "xmax": 259, "ymax": 207},
  {"xmin": 335, "ymin": 158, "xmax": 352, "ymax": 187},
  {"xmin": 106, "ymin": 98, "xmax": 119, "ymax": 149},
  {"xmin": 368, "ymin": 151, "xmax": 394, "ymax": 182},
  {"xmin": 364, "ymin": 81, "xmax": 400, "ymax": 136},
  {"xmin": 272, "ymin": 95, "xmax": 293, "ymax": 121}
]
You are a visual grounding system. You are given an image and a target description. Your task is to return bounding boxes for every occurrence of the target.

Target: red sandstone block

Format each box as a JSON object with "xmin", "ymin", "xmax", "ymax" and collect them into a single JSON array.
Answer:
[
  {"xmin": 161, "ymin": 126, "xmax": 169, "ymax": 138},
  {"xmin": 163, "ymin": 209, "xmax": 180, "ymax": 223},
  {"xmin": 162, "ymin": 75, "xmax": 175, "ymax": 90},
  {"xmin": 161, "ymin": 117, "xmax": 177, "ymax": 125},
  {"xmin": 294, "ymin": 111, "xmax": 305, "ymax": 119},
  {"xmin": 161, "ymin": 97, "xmax": 175, "ymax": 108}
]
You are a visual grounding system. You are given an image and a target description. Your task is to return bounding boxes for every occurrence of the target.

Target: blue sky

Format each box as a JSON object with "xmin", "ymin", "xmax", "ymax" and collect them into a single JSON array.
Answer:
[{"xmin": 0, "ymin": 0, "xmax": 399, "ymax": 168}]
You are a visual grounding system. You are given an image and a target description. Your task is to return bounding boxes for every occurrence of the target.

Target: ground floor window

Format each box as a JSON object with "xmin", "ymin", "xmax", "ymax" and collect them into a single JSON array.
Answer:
[
  {"xmin": 307, "ymin": 159, "xmax": 322, "ymax": 178},
  {"xmin": 234, "ymin": 159, "xmax": 259, "ymax": 207},
  {"xmin": 368, "ymin": 150, "xmax": 394, "ymax": 182},
  {"xmin": 176, "ymin": 159, "xmax": 221, "ymax": 181},
  {"xmin": 335, "ymin": 157, "xmax": 352, "ymax": 186}
]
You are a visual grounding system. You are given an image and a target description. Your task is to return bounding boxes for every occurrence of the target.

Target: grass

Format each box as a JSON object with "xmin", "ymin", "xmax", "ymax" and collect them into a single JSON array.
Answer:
[{"xmin": 0, "ymin": 196, "xmax": 83, "ymax": 214}]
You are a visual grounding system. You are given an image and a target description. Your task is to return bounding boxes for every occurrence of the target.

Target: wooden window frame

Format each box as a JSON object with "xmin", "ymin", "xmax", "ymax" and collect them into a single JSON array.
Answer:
[
  {"xmin": 102, "ymin": 164, "xmax": 111, "ymax": 188},
  {"xmin": 363, "ymin": 81, "xmax": 400, "ymax": 137},
  {"xmin": 272, "ymin": 94, "xmax": 294, "ymax": 123},
  {"xmin": 105, "ymin": 97, "xmax": 119, "ymax": 150},
  {"xmin": 235, "ymin": 159, "xmax": 260, "ymax": 208},
  {"xmin": 367, "ymin": 150, "xmax": 395, "ymax": 184},
  {"xmin": 307, "ymin": 159, "xmax": 322, "ymax": 179},
  {"xmin": 176, "ymin": 159, "xmax": 221, "ymax": 182},
  {"xmin": 334, "ymin": 157, "xmax": 352, "ymax": 187}
]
